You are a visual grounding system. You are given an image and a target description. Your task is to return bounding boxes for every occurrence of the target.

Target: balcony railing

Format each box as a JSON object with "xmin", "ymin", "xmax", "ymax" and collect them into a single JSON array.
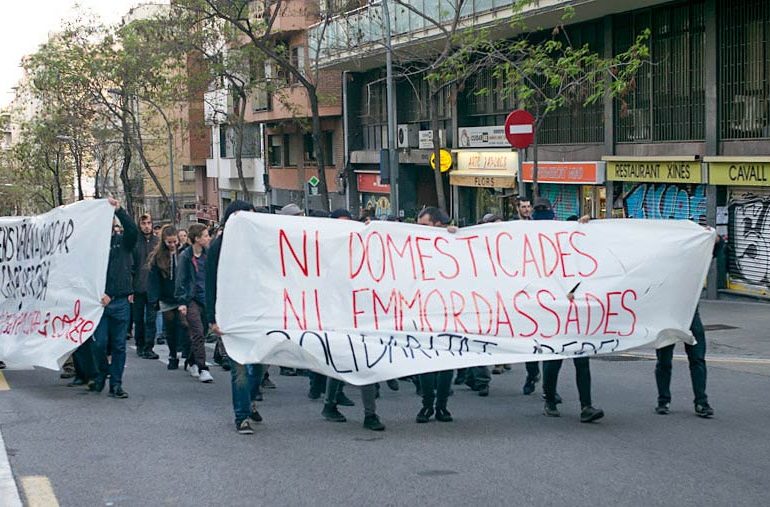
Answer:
[{"xmin": 309, "ymin": 0, "xmax": 544, "ymax": 65}]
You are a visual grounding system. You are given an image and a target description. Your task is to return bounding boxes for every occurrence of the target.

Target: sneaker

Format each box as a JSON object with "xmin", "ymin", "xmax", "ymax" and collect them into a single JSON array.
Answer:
[
  {"xmin": 655, "ymin": 402, "xmax": 670, "ymax": 415},
  {"xmin": 237, "ymin": 419, "xmax": 254, "ymax": 435},
  {"xmin": 435, "ymin": 407, "xmax": 453, "ymax": 422},
  {"xmin": 262, "ymin": 377, "xmax": 276, "ymax": 389},
  {"xmin": 308, "ymin": 389, "xmax": 323, "ymax": 400},
  {"xmin": 250, "ymin": 402, "xmax": 263, "ymax": 423},
  {"xmin": 386, "ymin": 379, "xmax": 400, "ymax": 391},
  {"xmin": 167, "ymin": 357, "xmax": 179, "ymax": 370},
  {"xmin": 492, "ymin": 366, "xmax": 503, "ymax": 375},
  {"xmin": 199, "ymin": 369, "xmax": 214, "ymax": 383},
  {"xmin": 156, "ymin": 335, "xmax": 166, "ymax": 345},
  {"xmin": 109, "ymin": 387, "xmax": 129, "ymax": 399},
  {"xmin": 523, "ymin": 377, "xmax": 537, "ymax": 395},
  {"xmin": 336, "ymin": 392, "xmax": 355, "ymax": 407},
  {"xmin": 189, "ymin": 365, "xmax": 200, "ymax": 378},
  {"xmin": 580, "ymin": 406, "xmax": 604, "ymax": 423},
  {"xmin": 88, "ymin": 378, "xmax": 106, "ymax": 393},
  {"xmin": 144, "ymin": 350, "xmax": 159, "ymax": 360},
  {"xmin": 67, "ymin": 378, "xmax": 87, "ymax": 387},
  {"xmin": 543, "ymin": 401, "xmax": 560, "ymax": 417},
  {"xmin": 221, "ymin": 360, "xmax": 231, "ymax": 372},
  {"xmin": 695, "ymin": 403, "xmax": 714, "ymax": 418},
  {"xmin": 363, "ymin": 414, "xmax": 385, "ymax": 431},
  {"xmin": 254, "ymin": 390, "xmax": 264, "ymax": 402},
  {"xmin": 416, "ymin": 406, "xmax": 434, "ymax": 423},
  {"xmin": 322, "ymin": 404, "xmax": 347, "ymax": 422},
  {"xmin": 478, "ymin": 385, "xmax": 490, "ymax": 397},
  {"xmin": 541, "ymin": 392, "xmax": 563, "ymax": 404},
  {"xmin": 59, "ymin": 369, "xmax": 75, "ymax": 379},
  {"xmin": 503, "ymin": 364, "xmax": 512, "ymax": 370}
]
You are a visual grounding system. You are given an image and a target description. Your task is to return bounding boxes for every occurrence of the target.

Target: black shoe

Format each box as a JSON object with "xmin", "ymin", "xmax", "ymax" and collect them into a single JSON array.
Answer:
[
  {"xmin": 695, "ymin": 403, "xmax": 714, "ymax": 418},
  {"xmin": 435, "ymin": 407, "xmax": 453, "ymax": 422},
  {"xmin": 655, "ymin": 402, "xmax": 670, "ymax": 415},
  {"xmin": 144, "ymin": 350, "xmax": 159, "ymax": 360},
  {"xmin": 109, "ymin": 387, "xmax": 129, "ymax": 399},
  {"xmin": 262, "ymin": 377, "xmax": 276, "ymax": 389},
  {"xmin": 167, "ymin": 357, "xmax": 179, "ymax": 370},
  {"xmin": 580, "ymin": 406, "xmax": 604, "ymax": 423},
  {"xmin": 156, "ymin": 336, "xmax": 166, "ymax": 345},
  {"xmin": 279, "ymin": 367, "xmax": 297, "ymax": 376},
  {"xmin": 492, "ymin": 366, "xmax": 503, "ymax": 375},
  {"xmin": 416, "ymin": 406, "xmax": 434, "ymax": 423},
  {"xmin": 523, "ymin": 377, "xmax": 537, "ymax": 395},
  {"xmin": 543, "ymin": 401, "xmax": 560, "ymax": 417},
  {"xmin": 478, "ymin": 385, "xmax": 490, "ymax": 397},
  {"xmin": 336, "ymin": 392, "xmax": 355, "ymax": 407},
  {"xmin": 89, "ymin": 378, "xmax": 106, "ymax": 393},
  {"xmin": 322, "ymin": 404, "xmax": 347, "ymax": 422},
  {"xmin": 386, "ymin": 379, "xmax": 399, "ymax": 391},
  {"xmin": 308, "ymin": 389, "xmax": 323, "ymax": 400},
  {"xmin": 137, "ymin": 350, "xmax": 146, "ymax": 358},
  {"xmin": 59, "ymin": 369, "xmax": 75, "ymax": 379},
  {"xmin": 541, "ymin": 392, "xmax": 563, "ymax": 404},
  {"xmin": 364, "ymin": 414, "xmax": 385, "ymax": 431},
  {"xmin": 220, "ymin": 360, "xmax": 231, "ymax": 371},
  {"xmin": 67, "ymin": 378, "xmax": 87, "ymax": 387},
  {"xmin": 250, "ymin": 402, "xmax": 263, "ymax": 423}
]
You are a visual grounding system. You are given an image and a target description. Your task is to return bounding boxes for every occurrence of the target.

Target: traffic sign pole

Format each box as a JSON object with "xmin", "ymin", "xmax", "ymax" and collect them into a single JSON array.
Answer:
[
  {"xmin": 504, "ymin": 109, "xmax": 535, "ymax": 199},
  {"xmin": 517, "ymin": 148, "xmax": 526, "ymax": 199}
]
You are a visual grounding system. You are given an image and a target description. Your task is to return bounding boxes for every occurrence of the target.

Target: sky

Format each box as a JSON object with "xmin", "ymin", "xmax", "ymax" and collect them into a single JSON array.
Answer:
[{"xmin": 0, "ymin": 1, "xmax": 169, "ymax": 108}]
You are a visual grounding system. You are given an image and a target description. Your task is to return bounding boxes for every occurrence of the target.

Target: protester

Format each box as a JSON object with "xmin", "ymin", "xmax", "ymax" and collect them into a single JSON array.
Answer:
[
  {"xmin": 516, "ymin": 198, "xmax": 532, "ymax": 220},
  {"xmin": 206, "ymin": 200, "xmax": 264, "ymax": 434},
  {"xmin": 321, "ymin": 208, "xmax": 385, "ymax": 431},
  {"xmin": 147, "ymin": 225, "xmax": 183, "ymax": 370},
  {"xmin": 132, "ymin": 213, "xmax": 160, "ymax": 359},
  {"xmin": 536, "ymin": 203, "xmax": 603, "ymax": 422},
  {"xmin": 153, "ymin": 224, "xmax": 162, "ymax": 237},
  {"xmin": 413, "ymin": 207, "xmax": 455, "ymax": 423},
  {"xmin": 90, "ymin": 198, "xmax": 138, "ymax": 399},
  {"xmin": 177, "ymin": 224, "xmax": 213, "ymax": 383},
  {"xmin": 177, "ymin": 228, "xmax": 189, "ymax": 252},
  {"xmin": 654, "ymin": 236, "xmax": 721, "ymax": 418}
]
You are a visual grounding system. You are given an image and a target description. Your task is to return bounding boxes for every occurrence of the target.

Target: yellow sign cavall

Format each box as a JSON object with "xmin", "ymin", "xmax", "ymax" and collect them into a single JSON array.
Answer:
[
  {"xmin": 607, "ymin": 161, "xmax": 701, "ymax": 183},
  {"xmin": 429, "ymin": 149, "xmax": 453, "ymax": 173},
  {"xmin": 708, "ymin": 162, "xmax": 770, "ymax": 186}
]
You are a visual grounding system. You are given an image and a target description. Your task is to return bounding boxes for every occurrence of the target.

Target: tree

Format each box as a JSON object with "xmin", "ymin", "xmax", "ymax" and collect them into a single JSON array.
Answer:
[
  {"xmin": 176, "ymin": 0, "xmax": 336, "ymax": 211},
  {"xmin": 434, "ymin": 2, "xmax": 649, "ymax": 198}
]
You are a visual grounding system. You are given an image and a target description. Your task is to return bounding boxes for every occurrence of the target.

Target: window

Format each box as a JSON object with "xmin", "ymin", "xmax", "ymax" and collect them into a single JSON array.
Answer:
[
  {"xmin": 719, "ymin": 0, "xmax": 770, "ymax": 139},
  {"xmin": 304, "ymin": 132, "xmax": 334, "ymax": 165},
  {"xmin": 289, "ymin": 46, "xmax": 305, "ymax": 84},
  {"xmin": 219, "ymin": 123, "xmax": 262, "ymax": 158},
  {"xmin": 284, "ymin": 134, "xmax": 297, "ymax": 166},
  {"xmin": 614, "ymin": 1, "xmax": 706, "ymax": 143},
  {"xmin": 181, "ymin": 165, "xmax": 196, "ymax": 182},
  {"xmin": 268, "ymin": 135, "xmax": 282, "ymax": 166}
]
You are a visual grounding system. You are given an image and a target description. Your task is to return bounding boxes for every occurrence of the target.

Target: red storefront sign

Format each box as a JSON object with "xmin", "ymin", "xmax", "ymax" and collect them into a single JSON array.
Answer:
[
  {"xmin": 357, "ymin": 173, "xmax": 391, "ymax": 194},
  {"xmin": 520, "ymin": 162, "xmax": 603, "ymax": 184}
]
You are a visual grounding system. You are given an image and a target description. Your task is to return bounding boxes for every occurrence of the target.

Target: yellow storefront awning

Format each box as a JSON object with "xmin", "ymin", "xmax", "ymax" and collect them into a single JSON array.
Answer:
[
  {"xmin": 704, "ymin": 157, "xmax": 770, "ymax": 186},
  {"xmin": 602, "ymin": 156, "xmax": 702, "ymax": 183},
  {"xmin": 449, "ymin": 171, "xmax": 517, "ymax": 188}
]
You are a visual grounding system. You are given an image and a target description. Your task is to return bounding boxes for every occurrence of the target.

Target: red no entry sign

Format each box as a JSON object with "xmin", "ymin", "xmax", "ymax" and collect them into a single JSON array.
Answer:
[{"xmin": 504, "ymin": 109, "xmax": 535, "ymax": 149}]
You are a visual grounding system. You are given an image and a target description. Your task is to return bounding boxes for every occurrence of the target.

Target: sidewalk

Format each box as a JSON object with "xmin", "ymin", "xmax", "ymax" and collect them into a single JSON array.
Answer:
[{"xmin": 624, "ymin": 299, "xmax": 770, "ymax": 364}]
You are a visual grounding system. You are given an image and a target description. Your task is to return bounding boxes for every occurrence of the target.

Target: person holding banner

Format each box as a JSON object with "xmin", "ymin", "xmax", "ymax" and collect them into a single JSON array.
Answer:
[
  {"xmin": 90, "ymin": 198, "xmax": 138, "ymax": 399},
  {"xmin": 414, "ymin": 207, "xmax": 455, "ymax": 424},
  {"xmin": 206, "ymin": 200, "xmax": 264, "ymax": 435},
  {"xmin": 147, "ymin": 225, "xmax": 183, "ymax": 370},
  {"xmin": 537, "ymin": 202, "xmax": 603, "ymax": 423}
]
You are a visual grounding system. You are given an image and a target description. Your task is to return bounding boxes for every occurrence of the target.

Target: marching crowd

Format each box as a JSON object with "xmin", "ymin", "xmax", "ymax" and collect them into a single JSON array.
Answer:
[{"xmin": 47, "ymin": 196, "xmax": 715, "ymax": 435}]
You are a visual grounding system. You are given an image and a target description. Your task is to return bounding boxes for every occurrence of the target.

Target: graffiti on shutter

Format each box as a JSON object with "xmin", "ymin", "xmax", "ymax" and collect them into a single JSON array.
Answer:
[
  {"xmin": 622, "ymin": 183, "xmax": 707, "ymax": 221},
  {"xmin": 539, "ymin": 184, "xmax": 580, "ymax": 220},
  {"xmin": 727, "ymin": 190, "xmax": 770, "ymax": 295}
]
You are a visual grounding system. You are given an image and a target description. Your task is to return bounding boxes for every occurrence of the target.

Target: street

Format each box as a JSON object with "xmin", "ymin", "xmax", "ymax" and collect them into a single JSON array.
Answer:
[{"xmin": 0, "ymin": 300, "xmax": 769, "ymax": 506}]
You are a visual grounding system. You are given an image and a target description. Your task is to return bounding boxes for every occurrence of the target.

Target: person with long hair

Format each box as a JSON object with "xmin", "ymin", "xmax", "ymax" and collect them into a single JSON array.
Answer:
[{"xmin": 147, "ymin": 225, "xmax": 183, "ymax": 370}]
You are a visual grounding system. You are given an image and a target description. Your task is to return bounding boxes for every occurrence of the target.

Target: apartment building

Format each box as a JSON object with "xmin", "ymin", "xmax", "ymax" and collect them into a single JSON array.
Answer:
[{"xmin": 312, "ymin": 0, "xmax": 770, "ymax": 299}]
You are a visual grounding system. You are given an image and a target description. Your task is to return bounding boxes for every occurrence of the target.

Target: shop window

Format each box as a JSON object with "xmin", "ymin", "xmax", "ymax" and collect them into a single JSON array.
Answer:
[{"xmin": 719, "ymin": 0, "xmax": 770, "ymax": 139}]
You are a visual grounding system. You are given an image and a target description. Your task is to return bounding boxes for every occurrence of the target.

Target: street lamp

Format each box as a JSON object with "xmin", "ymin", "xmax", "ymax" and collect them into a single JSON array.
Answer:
[{"xmin": 108, "ymin": 88, "xmax": 176, "ymax": 226}]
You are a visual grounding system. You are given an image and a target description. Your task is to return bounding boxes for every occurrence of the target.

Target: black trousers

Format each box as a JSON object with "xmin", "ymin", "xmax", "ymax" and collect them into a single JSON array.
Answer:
[
  {"xmin": 72, "ymin": 338, "xmax": 97, "ymax": 381},
  {"xmin": 525, "ymin": 361, "xmax": 540, "ymax": 379},
  {"xmin": 655, "ymin": 308, "xmax": 708, "ymax": 406},
  {"xmin": 419, "ymin": 370, "xmax": 453, "ymax": 409},
  {"xmin": 543, "ymin": 357, "xmax": 592, "ymax": 407},
  {"xmin": 132, "ymin": 292, "xmax": 156, "ymax": 354}
]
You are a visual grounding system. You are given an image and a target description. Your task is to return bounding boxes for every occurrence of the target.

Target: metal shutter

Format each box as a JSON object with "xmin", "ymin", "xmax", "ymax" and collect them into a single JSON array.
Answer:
[{"xmin": 727, "ymin": 187, "xmax": 770, "ymax": 296}]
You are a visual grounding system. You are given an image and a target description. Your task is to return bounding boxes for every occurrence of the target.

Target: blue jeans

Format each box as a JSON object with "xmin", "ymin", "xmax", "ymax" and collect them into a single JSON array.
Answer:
[
  {"xmin": 93, "ymin": 297, "xmax": 131, "ymax": 389},
  {"xmin": 230, "ymin": 359, "xmax": 264, "ymax": 425}
]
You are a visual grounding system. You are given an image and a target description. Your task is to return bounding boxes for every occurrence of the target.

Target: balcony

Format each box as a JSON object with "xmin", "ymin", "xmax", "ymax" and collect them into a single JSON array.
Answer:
[{"xmin": 309, "ymin": 0, "xmax": 662, "ymax": 70}]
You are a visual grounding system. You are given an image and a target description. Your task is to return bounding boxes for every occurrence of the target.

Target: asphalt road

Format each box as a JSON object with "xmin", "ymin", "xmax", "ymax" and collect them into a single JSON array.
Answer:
[{"xmin": 1, "ymin": 336, "xmax": 769, "ymax": 506}]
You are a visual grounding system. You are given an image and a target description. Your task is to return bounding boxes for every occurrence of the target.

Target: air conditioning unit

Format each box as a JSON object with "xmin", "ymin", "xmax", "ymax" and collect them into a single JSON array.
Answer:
[{"xmin": 397, "ymin": 124, "xmax": 418, "ymax": 149}]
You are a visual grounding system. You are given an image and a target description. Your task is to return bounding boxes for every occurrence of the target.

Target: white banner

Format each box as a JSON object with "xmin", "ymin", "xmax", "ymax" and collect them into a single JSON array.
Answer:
[
  {"xmin": 217, "ymin": 215, "xmax": 714, "ymax": 385},
  {"xmin": 0, "ymin": 200, "xmax": 113, "ymax": 369}
]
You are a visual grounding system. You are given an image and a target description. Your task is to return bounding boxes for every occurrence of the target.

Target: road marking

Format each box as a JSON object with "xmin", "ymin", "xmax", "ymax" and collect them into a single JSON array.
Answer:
[
  {"xmin": 0, "ymin": 427, "xmax": 23, "ymax": 507},
  {"xmin": 0, "ymin": 372, "xmax": 10, "ymax": 391},
  {"xmin": 621, "ymin": 352, "xmax": 770, "ymax": 365},
  {"xmin": 21, "ymin": 476, "xmax": 59, "ymax": 507}
]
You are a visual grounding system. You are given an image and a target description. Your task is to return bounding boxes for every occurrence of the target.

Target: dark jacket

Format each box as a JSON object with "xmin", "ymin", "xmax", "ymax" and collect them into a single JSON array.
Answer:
[
  {"xmin": 132, "ymin": 233, "xmax": 158, "ymax": 294},
  {"xmin": 147, "ymin": 254, "xmax": 178, "ymax": 307},
  {"xmin": 204, "ymin": 235, "xmax": 222, "ymax": 325},
  {"xmin": 105, "ymin": 208, "xmax": 138, "ymax": 299},
  {"xmin": 175, "ymin": 246, "xmax": 207, "ymax": 306}
]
